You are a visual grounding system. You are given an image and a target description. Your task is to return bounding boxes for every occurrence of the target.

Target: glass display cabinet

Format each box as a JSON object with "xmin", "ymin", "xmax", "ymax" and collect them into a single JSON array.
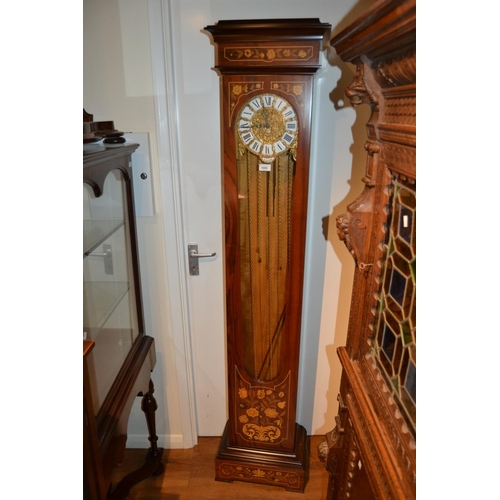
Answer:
[{"xmin": 83, "ymin": 136, "xmax": 164, "ymax": 500}]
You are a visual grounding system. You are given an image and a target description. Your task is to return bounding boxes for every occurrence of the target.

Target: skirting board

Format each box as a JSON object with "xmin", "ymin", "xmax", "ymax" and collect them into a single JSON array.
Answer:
[{"xmin": 126, "ymin": 433, "xmax": 186, "ymax": 449}]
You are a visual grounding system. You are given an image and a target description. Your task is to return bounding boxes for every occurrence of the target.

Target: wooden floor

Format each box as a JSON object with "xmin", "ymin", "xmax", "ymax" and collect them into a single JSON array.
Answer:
[{"xmin": 112, "ymin": 436, "xmax": 329, "ymax": 499}]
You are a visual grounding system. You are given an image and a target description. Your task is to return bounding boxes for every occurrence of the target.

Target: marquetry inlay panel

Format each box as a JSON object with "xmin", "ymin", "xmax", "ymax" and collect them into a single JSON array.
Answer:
[
  {"xmin": 217, "ymin": 462, "xmax": 301, "ymax": 489},
  {"xmin": 224, "ymin": 46, "xmax": 314, "ymax": 63},
  {"xmin": 235, "ymin": 368, "xmax": 291, "ymax": 444}
]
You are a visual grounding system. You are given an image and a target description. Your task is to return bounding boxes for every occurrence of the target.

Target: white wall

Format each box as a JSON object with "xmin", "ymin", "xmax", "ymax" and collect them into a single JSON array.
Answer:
[{"xmin": 83, "ymin": 0, "xmax": 374, "ymax": 447}]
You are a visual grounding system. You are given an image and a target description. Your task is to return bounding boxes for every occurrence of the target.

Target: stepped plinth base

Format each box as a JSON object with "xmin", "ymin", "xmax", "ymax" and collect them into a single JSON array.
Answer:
[{"xmin": 215, "ymin": 421, "xmax": 309, "ymax": 492}]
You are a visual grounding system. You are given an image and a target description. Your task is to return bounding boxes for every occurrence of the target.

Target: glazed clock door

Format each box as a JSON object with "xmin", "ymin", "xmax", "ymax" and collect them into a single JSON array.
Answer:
[
  {"xmin": 205, "ymin": 19, "xmax": 331, "ymax": 492},
  {"xmin": 236, "ymin": 92, "xmax": 299, "ymax": 384}
]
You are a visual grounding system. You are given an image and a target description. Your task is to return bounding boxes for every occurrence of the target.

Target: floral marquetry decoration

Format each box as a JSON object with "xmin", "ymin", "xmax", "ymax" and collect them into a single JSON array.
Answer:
[
  {"xmin": 271, "ymin": 82, "xmax": 307, "ymax": 118},
  {"xmin": 235, "ymin": 368, "xmax": 290, "ymax": 444},
  {"xmin": 218, "ymin": 463, "xmax": 300, "ymax": 489},
  {"xmin": 373, "ymin": 176, "xmax": 416, "ymax": 428},
  {"xmin": 229, "ymin": 82, "xmax": 264, "ymax": 120},
  {"xmin": 224, "ymin": 46, "xmax": 313, "ymax": 63}
]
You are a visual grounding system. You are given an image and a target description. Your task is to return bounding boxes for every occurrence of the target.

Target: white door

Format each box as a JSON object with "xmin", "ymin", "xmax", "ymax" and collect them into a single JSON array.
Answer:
[{"xmin": 149, "ymin": 0, "xmax": 228, "ymax": 439}]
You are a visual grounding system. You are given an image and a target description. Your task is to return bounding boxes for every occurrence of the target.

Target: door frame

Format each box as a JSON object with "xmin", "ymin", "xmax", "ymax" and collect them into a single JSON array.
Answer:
[{"xmin": 147, "ymin": 0, "xmax": 197, "ymax": 448}]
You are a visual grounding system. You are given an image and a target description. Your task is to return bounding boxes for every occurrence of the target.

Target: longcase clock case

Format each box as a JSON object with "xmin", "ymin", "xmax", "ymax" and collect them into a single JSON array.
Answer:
[{"xmin": 205, "ymin": 19, "xmax": 330, "ymax": 492}]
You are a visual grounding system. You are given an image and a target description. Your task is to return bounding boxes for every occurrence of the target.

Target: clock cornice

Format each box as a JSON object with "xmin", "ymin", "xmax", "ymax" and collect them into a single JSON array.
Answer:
[{"xmin": 204, "ymin": 18, "xmax": 331, "ymax": 75}]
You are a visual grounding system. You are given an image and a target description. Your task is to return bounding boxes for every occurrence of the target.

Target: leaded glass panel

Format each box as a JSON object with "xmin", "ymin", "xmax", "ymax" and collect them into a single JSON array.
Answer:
[{"xmin": 373, "ymin": 177, "xmax": 416, "ymax": 428}]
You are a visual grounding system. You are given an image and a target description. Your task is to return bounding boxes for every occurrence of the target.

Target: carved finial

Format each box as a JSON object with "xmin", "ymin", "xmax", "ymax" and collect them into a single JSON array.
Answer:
[
  {"xmin": 364, "ymin": 141, "xmax": 380, "ymax": 156},
  {"xmin": 345, "ymin": 65, "xmax": 376, "ymax": 106}
]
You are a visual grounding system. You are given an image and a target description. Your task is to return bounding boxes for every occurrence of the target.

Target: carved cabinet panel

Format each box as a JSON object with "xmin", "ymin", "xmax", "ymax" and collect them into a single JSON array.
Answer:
[{"xmin": 319, "ymin": 1, "xmax": 416, "ymax": 499}]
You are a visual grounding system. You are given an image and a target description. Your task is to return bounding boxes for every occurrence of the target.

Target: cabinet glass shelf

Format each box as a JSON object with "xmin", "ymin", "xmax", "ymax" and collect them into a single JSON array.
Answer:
[
  {"xmin": 83, "ymin": 219, "xmax": 124, "ymax": 257},
  {"xmin": 83, "ymin": 281, "xmax": 130, "ymax": 333}
]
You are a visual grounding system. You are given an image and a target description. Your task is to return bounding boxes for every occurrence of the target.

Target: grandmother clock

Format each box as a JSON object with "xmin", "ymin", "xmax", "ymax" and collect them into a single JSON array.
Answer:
[{"xmin": 205, "ymin": 19, "xmax": 330, "ymax": 492}]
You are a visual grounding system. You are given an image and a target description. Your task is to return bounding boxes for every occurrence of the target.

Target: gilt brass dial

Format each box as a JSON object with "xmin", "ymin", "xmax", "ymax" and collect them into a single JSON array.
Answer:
[{"xmin": 236, "ymin": 93, "xmax": 298, "ymax": 163}]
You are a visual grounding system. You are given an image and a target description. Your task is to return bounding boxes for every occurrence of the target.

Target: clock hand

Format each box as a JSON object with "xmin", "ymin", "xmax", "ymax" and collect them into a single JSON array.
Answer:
[{"xmin": 263, "ymin": 108, "xmax": 270, "ymax": 128}]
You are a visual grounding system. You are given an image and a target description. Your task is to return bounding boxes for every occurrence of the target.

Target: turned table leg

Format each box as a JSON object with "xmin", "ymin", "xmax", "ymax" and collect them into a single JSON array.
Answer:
[
  {"xmin": 107, "ymin": 379, "xmax": 165, "ymax": 500},
  {"xmin": 141, "ymin": 378, "xmax": 165, "ymax": 476}
]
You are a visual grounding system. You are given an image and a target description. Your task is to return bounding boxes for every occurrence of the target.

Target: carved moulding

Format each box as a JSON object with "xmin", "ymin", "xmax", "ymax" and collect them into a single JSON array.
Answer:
[
  {"xmin": 381, "ymin": 142, "xmax": 416, "ymax": 180},
  {"xmin": 336, "ymin": 61, "xmax": 383, "ymax": 268},
  {"xmin": 318, "ymin": 424, "xmax": 341, "ymax": 472},
  {"xmin": 375, "ymin": 51, "xmax": 416, "ymax": 88},
  {"xmin": 382, "ymin": 95, "xmax": 416, "ymax": 127},
  {"xmin": 335, "ymin": 144, "xmax": 382, "ymax": 270},
  {"xmin": 322, "ymin": 418, "xmax": 361, "ymax": 500},
  {"xmin": 336, "ymin": 148, "xmax": 392, "ymax": 357},
  {"xmin": 361, "ymin": 352, "xmax": 416, "ymax": 476},
  {"xmin": 318, "ymin": 392, "xmax": 349, "ymax": 499},
  {"xmin": 336, "ymin": 55, "xmax": 396, "ymax": 358},
  {"xmin": 336, "ymin": 187, "xmax": 374, "ymax": 269},
  {"xmin": 345, "ymin": 64, "xmax": 377, "ymax": 107},
  {"xmin": 338, "ymin": 432, "xmax": 363, "ymax": 500},
  {"xmin": 338, "ymin": 348, "xmax": 414, "ymax": 499},
  {"xmin": 319, "ymin": 384, "xmax": 391, "ymax": 500}
]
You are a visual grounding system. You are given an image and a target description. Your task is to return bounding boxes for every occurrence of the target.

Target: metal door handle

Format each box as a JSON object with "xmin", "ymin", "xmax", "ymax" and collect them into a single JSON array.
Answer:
[
  {"xmin": 85, "ymin": 244, "xmax": 114, "ymax": 275},
  {"xmin": 189, "ymin": 250, "xmax": 216, "ymax": 258},
  {"xmin": 88, "ymin": 249, "xmax": 111, "ymax": 258},
  {"xmin": 188, "ymin": 244, "xmax": 216, "ymax": 275}
]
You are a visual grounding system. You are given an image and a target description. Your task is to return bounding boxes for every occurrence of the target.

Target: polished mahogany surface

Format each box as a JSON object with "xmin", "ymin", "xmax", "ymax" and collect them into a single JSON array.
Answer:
[{"xmin": 205, "ymin": 19, "xmax": 330, "ymax": 492}]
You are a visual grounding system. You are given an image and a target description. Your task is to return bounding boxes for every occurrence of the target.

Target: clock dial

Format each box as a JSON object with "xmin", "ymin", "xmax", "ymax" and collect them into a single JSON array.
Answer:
[
  {"xmin": 262, "ymin": 143, "xmax": 273, "ymax": 156},
  {"xmin": 236, "ymin": 93, "xmax": 298, "ymax": 163},
  {"xmin": 238, "ymin": 120, "xmax": 251, "ymax": 130},
  {"xmin": 249, "ymin": 97, "xmax": 262, "ymax": 110},
  {"xmin": 262, "ymin": 94, "xmax": 274, "ymax": 107},
  {"xmin": 240, "ymin": 106, "xmax": 254, "ymax": 120},
  {"xmin": 273, "ymin": 97, "xmax": 287, "ymax": 111}
]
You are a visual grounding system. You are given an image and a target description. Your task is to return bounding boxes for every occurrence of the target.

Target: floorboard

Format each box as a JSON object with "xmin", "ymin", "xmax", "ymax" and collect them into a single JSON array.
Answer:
[{"xmin": 111, "ymin": 436, "xmax": 328, "ymax": 499}]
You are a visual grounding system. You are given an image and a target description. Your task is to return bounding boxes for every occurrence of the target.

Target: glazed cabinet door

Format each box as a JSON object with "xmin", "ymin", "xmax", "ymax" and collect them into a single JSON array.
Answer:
[{"xmin": 83, "ymin": 166, "xmax": 141, "ymax": 415}]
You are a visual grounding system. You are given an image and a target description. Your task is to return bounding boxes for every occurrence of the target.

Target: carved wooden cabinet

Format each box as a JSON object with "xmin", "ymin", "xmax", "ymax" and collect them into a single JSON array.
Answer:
[
  {"xmin": 318, "ymin": 1, "xmax": 416, "ymax": 499},
  {"xmin": 83, "ymin": 142, "xmax": 164, "ymax": 499}
]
